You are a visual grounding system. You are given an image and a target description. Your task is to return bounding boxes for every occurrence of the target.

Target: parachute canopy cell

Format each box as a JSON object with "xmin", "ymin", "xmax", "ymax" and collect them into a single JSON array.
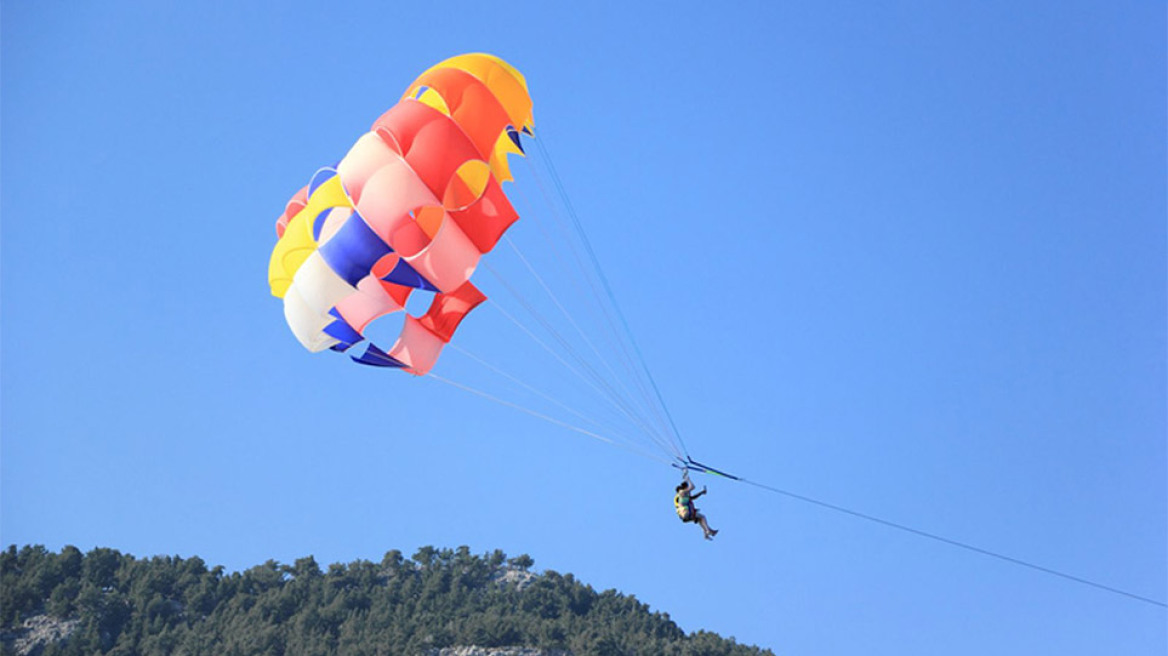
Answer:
[{"xmin": 268, "ymin": 53, "xmax": 532, "ymax": 375}]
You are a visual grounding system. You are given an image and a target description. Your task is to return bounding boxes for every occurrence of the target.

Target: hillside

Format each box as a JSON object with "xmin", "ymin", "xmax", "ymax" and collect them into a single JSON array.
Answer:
[{"xmin": 0, "ymin": 545, "xmax": 774, "ymax": 656}]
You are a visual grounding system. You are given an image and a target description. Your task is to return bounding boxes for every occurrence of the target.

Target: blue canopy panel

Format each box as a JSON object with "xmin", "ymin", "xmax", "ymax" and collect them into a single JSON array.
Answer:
[
  {"xmin": 316, "ymin": 207, "xmax": 439, "ymax": 292},
  {"xmin": 351, "ymin": 343, "xmax": 407, "ymax": 368},
  {"xmin": 507, "ymin": 128, "xmax": 525, "ymax": 154},
  {"xmin": 324, "ymin": 309, "xmax": 364, "ymax": 352},
  {"xmin": 312, "ymin": 207, "xmax": 335, "ymax": 241},
  {"xmin": 318, "ymin": 211, "xmax": 393, "ymax": 286},
  {"xmin": 381, "ymin": 258, "xmax": 439, "ymax": 292}
]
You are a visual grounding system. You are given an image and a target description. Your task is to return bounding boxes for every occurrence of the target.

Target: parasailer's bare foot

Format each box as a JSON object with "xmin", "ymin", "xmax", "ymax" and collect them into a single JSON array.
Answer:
[{"xmin": 705, "ymin": 529, "xmax": 718, "ymax": 540}]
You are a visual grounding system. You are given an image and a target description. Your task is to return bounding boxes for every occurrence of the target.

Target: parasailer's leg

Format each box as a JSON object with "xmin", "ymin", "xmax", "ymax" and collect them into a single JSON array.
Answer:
[{"xmin": 696, "ymin": 512, "xmax": 718, "ymax": 540}]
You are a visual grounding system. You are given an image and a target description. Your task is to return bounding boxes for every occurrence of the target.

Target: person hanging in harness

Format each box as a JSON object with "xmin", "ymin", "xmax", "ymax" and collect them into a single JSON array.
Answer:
[{"xmin": 674, "ymin": 473, "xmax": 718, "ymax": 540}]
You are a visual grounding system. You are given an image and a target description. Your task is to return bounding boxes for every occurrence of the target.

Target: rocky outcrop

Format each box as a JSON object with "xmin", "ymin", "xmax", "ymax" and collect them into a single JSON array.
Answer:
[
  {"xmin": 0, "ymin": 615, "xmax": 80, "ymax": 656},
  {"xmin": 429, "ymin": 644, "xmax": 574, "ymax": 648},
  {"xmin": 492, "ymin": 567, "xmax": 537, "ymax": 591}
]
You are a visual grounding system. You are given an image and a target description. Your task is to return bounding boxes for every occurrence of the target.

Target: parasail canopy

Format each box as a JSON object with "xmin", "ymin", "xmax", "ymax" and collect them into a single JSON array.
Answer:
[{"xmin": 268, "ymin": 53, "xmax": 533, "ymax": 375}]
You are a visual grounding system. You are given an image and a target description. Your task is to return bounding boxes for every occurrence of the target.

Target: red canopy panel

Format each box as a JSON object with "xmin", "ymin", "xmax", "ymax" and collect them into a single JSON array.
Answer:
[{"xmin": 418, "ymin": 280, "xmax": 487, "ymax": 343}]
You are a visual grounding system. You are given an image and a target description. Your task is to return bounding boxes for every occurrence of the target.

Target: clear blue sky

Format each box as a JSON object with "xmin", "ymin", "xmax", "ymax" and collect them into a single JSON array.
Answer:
[{"xmin": 3, "ymin": 1, "xmax": 1165, "ymax": 654}]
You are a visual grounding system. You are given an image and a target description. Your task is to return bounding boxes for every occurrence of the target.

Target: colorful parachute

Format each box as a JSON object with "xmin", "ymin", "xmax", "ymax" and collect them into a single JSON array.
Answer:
[{"xmin": 268, "ymin": 54, "xmax": 534, "ymax": 375}]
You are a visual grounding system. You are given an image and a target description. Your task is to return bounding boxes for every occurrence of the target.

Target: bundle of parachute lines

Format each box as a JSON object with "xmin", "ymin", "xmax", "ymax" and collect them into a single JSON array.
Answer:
[{"xmin": 268, "ymin": 54, "xmax": 535, "ymax": 375}]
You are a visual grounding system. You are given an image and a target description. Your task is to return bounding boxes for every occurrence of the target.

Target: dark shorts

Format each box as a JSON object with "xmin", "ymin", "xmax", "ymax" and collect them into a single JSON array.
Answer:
[{"xmin": 678, "ymin": 505, "xmax": 696, "ymax": 522}]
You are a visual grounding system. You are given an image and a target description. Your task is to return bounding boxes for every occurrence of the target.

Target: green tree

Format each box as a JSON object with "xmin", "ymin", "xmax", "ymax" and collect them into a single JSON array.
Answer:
[
  {"xmin": 508, "ymin": 554, "xmax": 534, "ymax": 571},
  {"xmin": 0, "ymin": 544, "xmax": 775, "ymax": 656}
]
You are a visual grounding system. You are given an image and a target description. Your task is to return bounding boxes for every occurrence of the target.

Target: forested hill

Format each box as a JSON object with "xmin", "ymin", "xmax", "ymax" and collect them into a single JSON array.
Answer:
[{"xmin": 1, "ymin": 545, "xmax": 774, "ymax": 656}]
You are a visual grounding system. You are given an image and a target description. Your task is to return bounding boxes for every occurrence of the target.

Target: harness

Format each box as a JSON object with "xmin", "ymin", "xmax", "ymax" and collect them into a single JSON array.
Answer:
[{"xmin": 673, "ymin": 490, "xmax": 695, "ymax": 522}]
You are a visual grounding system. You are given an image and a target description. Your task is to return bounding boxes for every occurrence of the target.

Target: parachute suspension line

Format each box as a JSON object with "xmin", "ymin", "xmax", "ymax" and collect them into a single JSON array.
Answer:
[
  {"xmin": 516, "ymin": 155, "xmax": 676, "ymax": 442},
  {"xmin": 512, "ymin": 172, "xmax": 673, "ymax": 445},
  {"xmin": 482, "ymin": 296, "xmax": 682, "ymax": 461},
  {"xmin": 482, "ymin": 259, "xmax": 681, "ymax": 459},
  {"xmin": 425, "ymin": 372, "xmax": 676, "ymax": 468},
  {"xmin": 445, "ymin": 342, "xmax": 643, "ymax": 447},
  {"xmin": 681, "ymin": 463, "xmax": 1167, "ymax": 609},
  {"xmin": 482, "ymin": 295, "xmax": 649, "ymax": 436},
  {"xmin": 481, "ymin": 265, "xmax": 670, "ymax": 453},
  {"xmin": 508, "ymin": 181, "xmax": 664, "ymax": 435},
  {"xmin": 426, "ymin": 372, "xmax": 615, "ymax": 444},
  {"xmin": 531, "ymin": 137, "xmax": 691, "ymax": 459},
  {"xmin": 500, "ymin": 233, "xmax": 674, "ymax": 448}
]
